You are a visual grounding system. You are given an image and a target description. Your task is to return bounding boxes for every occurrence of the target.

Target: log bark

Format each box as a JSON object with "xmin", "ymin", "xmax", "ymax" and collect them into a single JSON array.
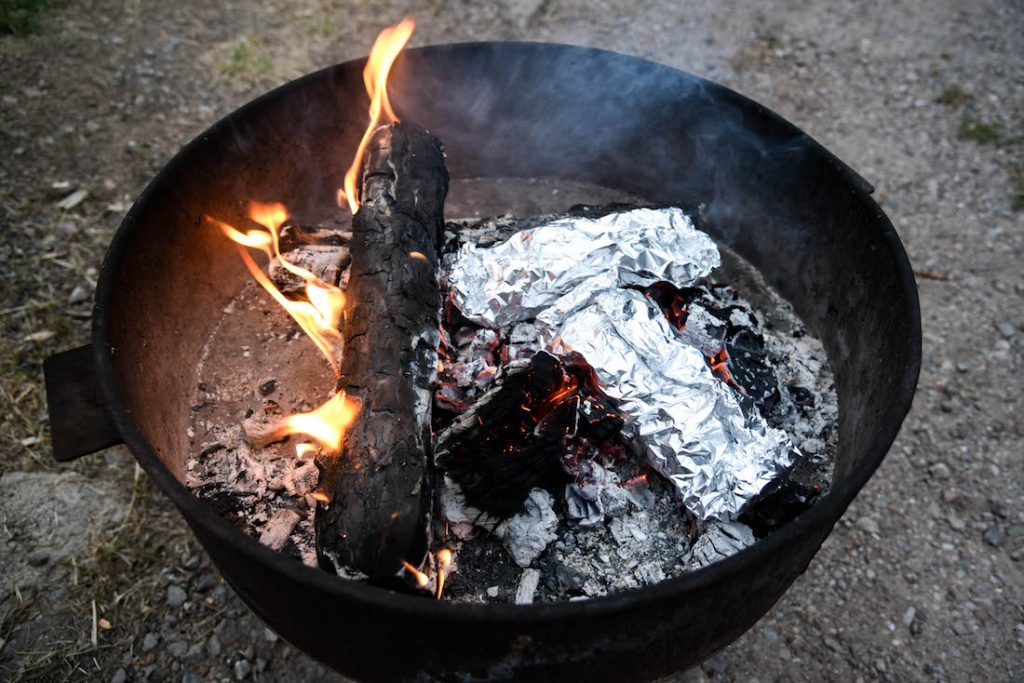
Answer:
[{"xmin": 315, "ymin": 123, "xmax": 448, "ymax": 585}]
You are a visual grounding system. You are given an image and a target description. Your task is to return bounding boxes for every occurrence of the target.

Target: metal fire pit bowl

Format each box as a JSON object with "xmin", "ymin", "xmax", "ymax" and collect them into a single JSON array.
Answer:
[{"xmin": 43, "ymin": 43, "xmax": 920, "ymax": 682}]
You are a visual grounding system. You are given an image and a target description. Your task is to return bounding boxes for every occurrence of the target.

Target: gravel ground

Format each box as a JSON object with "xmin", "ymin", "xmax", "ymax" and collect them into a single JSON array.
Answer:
[{"xmin": 1, "ymin": 0, "xmax": 1022, "ymax": 681}]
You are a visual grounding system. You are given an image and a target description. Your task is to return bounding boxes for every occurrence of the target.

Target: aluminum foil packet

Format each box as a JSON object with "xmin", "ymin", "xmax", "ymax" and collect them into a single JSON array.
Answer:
[
  {"xmin": 449, "ymin": 207, "xmax": 721, "ymax": 329},
  {"xmin": 447, "ymin": 207, "xmax": 794, "ymax": 522}
]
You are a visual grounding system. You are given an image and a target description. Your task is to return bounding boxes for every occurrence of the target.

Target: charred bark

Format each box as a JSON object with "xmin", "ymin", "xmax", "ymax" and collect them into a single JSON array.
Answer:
[
  {"xmin": 315, "ymin": 123, "xmax": 448, "ymax": 586},
  {"xmin": 436, "ymin": 351, "xmax": 624, "ymax": 519}
]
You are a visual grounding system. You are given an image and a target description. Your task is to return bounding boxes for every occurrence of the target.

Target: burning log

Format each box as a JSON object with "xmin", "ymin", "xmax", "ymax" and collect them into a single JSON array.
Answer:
[{"xmin": 315, "ymin": 123, "xmax": 449, "ymax": 585}]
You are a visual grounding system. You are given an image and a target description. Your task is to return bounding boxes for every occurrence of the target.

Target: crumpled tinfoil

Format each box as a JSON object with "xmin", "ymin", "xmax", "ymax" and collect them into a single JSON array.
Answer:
[{"xmin": 447, "ymin": 207, "xmax": 794, "ymax": 522}]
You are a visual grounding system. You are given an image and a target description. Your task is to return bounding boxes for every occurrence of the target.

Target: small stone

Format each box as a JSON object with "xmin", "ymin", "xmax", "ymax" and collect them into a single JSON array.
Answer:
[
  {"xmin": 110, "ymin": 669, "xmax": 127, "ymax": 683},
  {"xmin": 166, "ymin": 584, "xmax": 188, "ymax": 607},
  {"xmin": 142, "ymin": 632, "xmax": 159, "ymax": 651},
  {"xmin": 486, "ymin": 585, "xmax": 499, "ymax": 598},
  {"xmin": 902, "ymin": 606, "xmax": 917, "ymax": 627},
  {"xmin": 167, "ymin": 640, "xmax": 188, "ymax": 658},
  {"xmin": 68, "ymin": 285, "xmax": 89, "ymax": 304},
  {"xmin": 259, "ymin": 379, "xmax": 277, "ymax": 396},
  {"xmin": 206, "ymin": 635, "xmax": 222, "ymax": 656},
  {"xmin": 234, "ymin": 658, "xmax": 253, "ymax": 680},
  {"xmin": 995, "ymin": 322, "xmax": 1016, "ymax": 339},
  {"xmin": 947, "ymin": 515, "xmax": 966, "ymax": 531},
  {"xmin": 26, "ymin": 550, "xmax": 50, "ymax": 566},
  {"xmin": 195, "ymin": 573, "xmax": 218, "ymax": 593},
  {"xmin": 910, "ymin": 610, "xmax": 926, "ymax": 636},
  {"xmin": 983, "ymin": 525, "xmax": 1007, "ymax": 547},
  {"xmin": 263, "ymin": 627, "xmax": 278, "ymax": 642},
  {"xmin": 856, "ymin": 517, "xmax": 880, "ymax": 535},
  {"xmin": 57, "ymin": 188, "xmax": 89, "ymax": 210},
  {"xmin": 930, "ymin": 462, "xmax": 952, "ymax": 479},
  {"xmin": 183, "ymin": 555, "xmax": 201, "ymax": 570},
  {"xmin": 182, "ymin": 674, "xmax": 200, "ymax": 683}
]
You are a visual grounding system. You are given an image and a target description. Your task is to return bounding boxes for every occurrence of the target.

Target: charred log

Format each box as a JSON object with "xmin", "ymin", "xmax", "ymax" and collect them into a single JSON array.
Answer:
[
  {"xmin": 436, "ymin": 350, "xmax": 624, "ymax": 520},
  {"xmin": 738, "ymin": 471, "xmax": 821, "ymax": 538},
  {"xmin": 315, "ymin": 123, "xmax": 448, "ymax": 586}
]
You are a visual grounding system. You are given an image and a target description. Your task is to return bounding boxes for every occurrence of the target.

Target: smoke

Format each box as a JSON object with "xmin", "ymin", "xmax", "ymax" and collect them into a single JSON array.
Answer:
[{"xmin": 385, "ymin": 43, "xmax": 818, "ymax": 248}]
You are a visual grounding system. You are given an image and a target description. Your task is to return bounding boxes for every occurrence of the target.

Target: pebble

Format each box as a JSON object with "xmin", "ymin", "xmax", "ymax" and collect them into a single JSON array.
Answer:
[
  {"xmin": 167, "ymin": 584, "xmax": 188, "ymax": 607},
  {"xmin": 234, "ymin": 658, "xmax": 253, "ymax": 680},
  {"xmin": 182, "ymin": 674, "xmax": 200, "ymax": 683},
  {"xmin": 195, "ymin": 573, "xmax": 218, "ymax": 593},
  {"xmin": 167, "ymin": 640, "xmax": 188, "ymax": 658},
  {"xmin": 930, "ymin": 462, "xmax": 952, "ymax": 479},
  {"xmin": 110, "ymin": 669, "xmax": 127, "ymax": 683},
  {"xmin": 68, "ymin": 285, "xmax": 89, "ymax": 304},
  {"xmin": 486, "ymin": 585, "xmax": 500, "ymax": 597},
  {"xmin": 857, "ymin": 517, "xmax": 880, "ymax": 535},
  {"xmin": 56, "ymin": 188, "xmax": 89, "ymax": 210},
  {"xmin": 995, "ymin": 322, "xmax": 1016, "ymax": 339},
  {"xmin": 947, "ymin": 515, "xmax": 967, "ymax": 531},
  {"xmin": 206, "ymin": 634, "xmax": 222, "ymax": 656},
  {"xmin": 983, "ymin": 525, "xmax": 1007, "ymax": 547},
  {"xmin": 142, "ymin": 632, "xmax": 159, "ymax": 651},
  {"xmin": 902, "ymin": 606, "xmax": 917, "ymax": 627}
]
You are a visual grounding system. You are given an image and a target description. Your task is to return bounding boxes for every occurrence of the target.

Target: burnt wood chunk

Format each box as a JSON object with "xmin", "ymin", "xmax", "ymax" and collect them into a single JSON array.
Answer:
[
  {"xmin": 436, "ymin": 351, "xmax": 624, "ymax": 519},
  {"xmin": 315, "ymin": 123, "xmax": 448, "ymax": 585}
]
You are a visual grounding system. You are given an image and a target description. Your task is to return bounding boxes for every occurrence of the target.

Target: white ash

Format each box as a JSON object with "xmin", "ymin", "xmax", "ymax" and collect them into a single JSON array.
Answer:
[
  {"xmin": 684, "ymin": 520, "xmax": 756, "ymax": 571},
  {"xmin": 514, "ymin": 569, "xmax": 542, "ymax": 605},
  {"xmin": 494, "ymin": 489, "xmax": 560, "ymax": 568},
  {"xmin": 550, "ymin": 473, "xmax": 696, "ymax": 600},
  {"xmin": 565, "ymin": 460, "xmax": 649, "ymax": 526},
  {"xmin": 259, "ymin": 509, "xmax": 301, "ymax": 551}
]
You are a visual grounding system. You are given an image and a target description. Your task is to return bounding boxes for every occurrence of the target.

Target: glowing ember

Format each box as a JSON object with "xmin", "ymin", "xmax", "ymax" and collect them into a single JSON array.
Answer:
[{"xmin": 338, "ymin": 17, "xmax": 415, "ymax": 213}]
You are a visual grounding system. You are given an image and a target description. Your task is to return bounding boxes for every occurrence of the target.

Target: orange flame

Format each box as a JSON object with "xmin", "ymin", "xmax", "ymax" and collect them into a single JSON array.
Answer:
[
  {"xmin": 436, "ymin": 548, "xmax": 453, "ymax": 599},
  {"xmin": 208, "ymin": 203, "xmax": 346, "ymax": 375},
  {"xmin": 337, "ymin": 17, "xmax": 415, "ymax": 214},
  {"xmin": 281, "ymin": 392, "xmax": 360, "ymax": 452},
  {"xmin": 402, "ymin": 561, "xmax": 429, "ymax": 588}
]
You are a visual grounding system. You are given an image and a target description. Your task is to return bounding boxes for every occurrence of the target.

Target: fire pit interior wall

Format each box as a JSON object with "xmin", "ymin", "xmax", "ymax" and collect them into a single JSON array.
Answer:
[
  {"xmin": 103, "ymin": 75, "xmax": 367, "ymax": 480},
  {"xmin": 93, "ymin": 43, "xmax": 921, "ymax": 682}
]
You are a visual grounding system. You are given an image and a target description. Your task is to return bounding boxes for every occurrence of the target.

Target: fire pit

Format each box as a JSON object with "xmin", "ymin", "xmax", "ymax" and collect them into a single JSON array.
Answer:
[{"xmin": 43, "ymin": 38, "xmax": 920, "ymax": 682}]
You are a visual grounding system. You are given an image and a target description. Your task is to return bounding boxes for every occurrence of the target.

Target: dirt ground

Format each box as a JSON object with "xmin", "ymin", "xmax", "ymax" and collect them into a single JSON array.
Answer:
[{"xmin": 1, "ymin": 0, "xmax": 1022, "ymax": 681}]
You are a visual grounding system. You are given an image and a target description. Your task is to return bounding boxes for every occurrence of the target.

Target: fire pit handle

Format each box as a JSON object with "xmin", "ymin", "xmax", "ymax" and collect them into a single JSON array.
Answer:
[{"xmin": 43, "ymin": 345, "xmax": 123, "ymax": 462}]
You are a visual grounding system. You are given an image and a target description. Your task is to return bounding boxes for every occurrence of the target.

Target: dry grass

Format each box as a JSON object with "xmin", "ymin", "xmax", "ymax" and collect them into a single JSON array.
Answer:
[{"xmin": 2, "ymin": 463, "xmax": 197, "ymax": 680}]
